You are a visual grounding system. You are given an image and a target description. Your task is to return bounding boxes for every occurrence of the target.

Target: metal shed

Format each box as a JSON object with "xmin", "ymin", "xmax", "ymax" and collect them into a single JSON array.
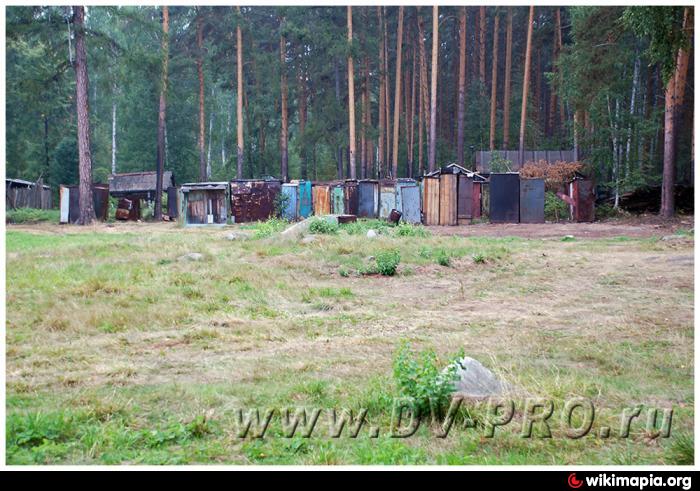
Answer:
[
  {"xmin": 489, "ymin": 173, "xmax": 520, "ymax": 223},
  {"xmin": 379, "ymin": 180, "xmax": 397, "ymax": 219},
  {"xmin": 281, "ymin": 183, "xmax": 298, "ymax": 221},
  {"xmin": 313, "ymin": 184, "xmax": 331, "ymax": 216},
  {"xmin": 358, "ymin": 180, "xmax": 379, "ymax": 218},
  {"xmin": 230, "ymin": 179, "xmax": 281, "ymax": 223},
  {"xmin": 344, "ymin": 180, "xmax": 359, "ymax": 216},
  {"xmin": 180, "ymin": 182, "xmax": 229, "ymax": 226},
  {"xmin": 331, "ymin": 183, "xmax": 345, "ymax": 215},
  {"xmin": 519, "ymin": 178, "xmax": 545, "ymax": 223},
  {"xmin": 59, "ymin": 183, "xmax": 109, "ymax": 224},
  {"xmin": 297, "ymin": 180, "xmax": 313, "ymax": 218},
  {"xmin": 569, "ymin": 177, "xmax": 595, "ymax": 222},
  {"xmin": 399, "ymin": 183, "xmax": 421, "ymax": 224}
]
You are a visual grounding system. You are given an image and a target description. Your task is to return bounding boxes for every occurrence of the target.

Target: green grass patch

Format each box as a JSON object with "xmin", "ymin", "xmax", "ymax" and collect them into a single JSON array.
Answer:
[{"xmin": 7, "ymin": 208, "xmax": 60, "ymax": 224}]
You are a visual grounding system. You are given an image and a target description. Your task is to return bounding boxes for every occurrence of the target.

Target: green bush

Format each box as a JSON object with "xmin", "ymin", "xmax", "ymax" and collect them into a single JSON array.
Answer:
[
  {"xmin": 309, "ymin": 217, "xmax": 339, "ymax": 234},
  {"xmin": 395, "ymin": 223, "xmax": 431, "ymax": 237},
  {"xmin": 436, "ymin": 249, "xmax": 451, "ymax": 267},
  {"xmin": 252, "ymin": 217, "xmax": 288, "ymax": 238},
  {"xmin": 274, "ymin": 192, "xmax": 291, "ymax": 218},
  {"xmin": 392, "ymin": 342, "xmax": 463, "ymax": 417},
  {"xmin": 544, "ymin": 191, "xmax": 569, "ymax": 221},
  {"xmin": 471, "ymin": 252, "xmax": 487, "ymax": 264},
  {"xmin": 375, "ymin": 249, "xmax": 400, "ymax": 276},
  {"xmin": 6, "ymin": 208, "xmax": 60, "ymax": 224}
]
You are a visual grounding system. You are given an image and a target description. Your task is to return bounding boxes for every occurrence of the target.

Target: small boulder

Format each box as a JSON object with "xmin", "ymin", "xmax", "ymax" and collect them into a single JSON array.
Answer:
[
  {"xmin": 366, "ymin": 229, "xmax": 378, "ymax": 239},
  {"xmin": 178, "ymin": 252, "xmax": 203, "ymax": 262},
  {"xmin": 448, "ymin": 357, "xmax": 508, "ymax": 399},
  {"xmin": 301, "ymin": 235, "xmax": 317, "ymax": 244}
]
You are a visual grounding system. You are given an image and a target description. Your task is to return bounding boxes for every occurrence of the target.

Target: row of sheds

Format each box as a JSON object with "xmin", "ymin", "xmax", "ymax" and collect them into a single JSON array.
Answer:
[{"xmin": 179, "ymin": 167, "xmax": 594, "ymax": 227}]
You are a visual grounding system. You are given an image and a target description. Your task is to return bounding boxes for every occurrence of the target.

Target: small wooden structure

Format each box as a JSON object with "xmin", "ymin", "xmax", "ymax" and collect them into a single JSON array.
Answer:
[
  {"xmin": 59, "ymin": 183, "xmax": 109, "ymax": 224},
  {"xmin": 180, "ymin": 182, "xmax": 229, "ymax": 226},
  {"xmin": 108, "ymin": 171, "xmax": 175, "ymax": 220},
  {"xmin": 6, "ymin": 178, "xmax": 52, "ymax": 210},
  {"xmin": 422, "ymin": 164, "xmax": 486, "ymax": 226}
]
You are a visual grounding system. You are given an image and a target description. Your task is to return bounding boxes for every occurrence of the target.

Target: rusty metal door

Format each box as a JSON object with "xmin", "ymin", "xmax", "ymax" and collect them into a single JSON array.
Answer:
[
  {"xmin": 379, "ymin": 182, "xmax": 396, "ymax": 219},
  {"xmin": 519, "ymin": 178, "xmax": 545, "ymax": 223},
  {"xmin": 331, "ymin": 185, "xmax": 345, "ymax": 214},
  {"xmin": 572, "ymin": 178, "xmax": 595, "ymax": 222},
  {"xmin": 489, "ymin": 173, "xmax": 520, "ymax": 223},
  {"xmin": 358, "ymin": 180, "xmax": 378, "ymax": 218},
  {"xmin": 344, "ymin": 180, "xmax": 359, "ymax": 215},
  {"xmin": 298, "ymin": 181, "xmax": 312, "ymax": 218},
  {"xmin": 282, "ymin": 183, "xmax": 298, "ymax": 221}
]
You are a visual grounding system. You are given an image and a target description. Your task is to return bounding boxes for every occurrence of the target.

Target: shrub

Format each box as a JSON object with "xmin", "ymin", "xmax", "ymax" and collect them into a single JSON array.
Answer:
[
  {"xmin": 392, "ymin": 342, "xmax": 463, "ymax": 417},
  {"xmin": 395, "ymin": 223, "xmax": 431, "ymax": 237},
  {"xmin": 376, "ymin": 249, "xmax": 400, "ymax": 276},
  {"xmin": 436, "ymin": 249, "xmax": 451, "ymax": 267},
  {"xmin": 471, "ymin": 253, "xmax": 486, "ymax": 264},
  {"xmin": 253, "ymin": 217, "xmax": 288, "ymax": 239},
  {"xmin": 309, "ymin": 217, "xmax": 339, "ymax": 234},
  {"xmin": 545, "ymin": 191, "xmax": 569, "ymax": 221},
  {"xmin": 274, "ymin": 192, "xmax": 291, "ymax": 218}
]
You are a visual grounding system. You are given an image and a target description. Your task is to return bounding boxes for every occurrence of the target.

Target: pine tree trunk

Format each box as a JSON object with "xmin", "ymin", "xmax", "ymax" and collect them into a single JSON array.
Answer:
[
  {"xmin": 377, "ymin": 7, "xmax": 385, "ymax": 180},
  {"xmin": 383, "ymin": 8, "xmax": 391, "ymax": 172},
  {"xmin": 155, "ymin": 6, "xmax": 169, "ymax": 220},
  {"xmin": 518, "ymin": 6, "xmax": 535, "ymax": 165},
  {"xmin": 489, "ymin": 13, "xmax": 500, "ymax": 150},
  {"xmin": 298, "ymin": 65, "xmax": 308, "ymax": 180},
  {"xmin": 408, "ymin": 40, "xmax": 417, "ymax": 177},
  {"xmin": 548, "ymin": 7, "xmax": 560, "ymax": 138},
  {"xmin": 111, "ymin": 97, "xmax": 117, "ymax": 174},
  {"xmin": 390, "ymin": 6, "xmax": 404, "ymax": 178},
  {"xmin": 347, "ymin": 7, "xmax": 357, "ymax": 180},
  {"xmin": 661, "ymin": 7, "xmax": 692, "ymax": 218},
  {"xmin": 456, "ymin": 7, "xmax": 467, "ymax": 165},
  {"xmin": 502, "ymin": 7, "xmax": 513, "ymax": 149},
  {"xmin": 428, "ymin": 5, "xmax": 439, "ymax": 172},
  {"xmin": 365, "ymin": 52, "xmax": 372, "ymax": 178},
  {"xmin": 236, "ymin": 7, "xmax": 244, "ymax": 179},
  {"xmin": 625, "ymin": 53, "xmax": 640, "ymax": 178},
  {"xmin": 73, "ymin": 7, "xmax": 95, "ymax": 225},
  {"xmin": 197, "ymin": 12, "xmax": 206, "ymax": 181},
  {"xmin": 280, "ymin": 22, "xmax": 289, "ymax": 182},
  {"xmin": 479, "ymin": 6, "xmax": 486, "ymax": 84},
  {"xmin": 417, "ymin": 11, "xmax": 429, "ymax": 174},
  {"xmin": 335, "ymin": 59, "xmax": 343, "ymax": 179}
]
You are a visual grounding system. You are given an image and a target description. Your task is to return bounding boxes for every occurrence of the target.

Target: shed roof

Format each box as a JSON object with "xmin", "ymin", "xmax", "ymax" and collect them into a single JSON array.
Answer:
[
  {"xmin": 108, "ymin": 171, "xmax": 174, "ymax": 194},
  {"xmin": 6, "ymin": 178, "xmax": 50, "ymax": 190}
]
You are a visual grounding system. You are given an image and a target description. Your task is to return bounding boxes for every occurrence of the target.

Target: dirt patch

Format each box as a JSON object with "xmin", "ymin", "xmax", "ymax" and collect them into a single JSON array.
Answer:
[{"xmin": 428, "ymin": 215, "xmax": 693, "ymax": 239}]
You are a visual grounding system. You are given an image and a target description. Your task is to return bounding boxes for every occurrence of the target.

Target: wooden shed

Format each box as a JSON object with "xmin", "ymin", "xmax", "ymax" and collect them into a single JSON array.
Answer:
[
  {"xmin": 108, "ymin": 171, "xmax": 175, "ymax": 220},
  {"xmin": 422, "ymin": 164, "xmax": 486, "ymax": 226},
  {"xmin": 6, "ymin": 178, "xmax": 52, "ymax": 210},
  {"xmin": 180, "ymin": 182, "xmax": 229, "ymax": 226}
]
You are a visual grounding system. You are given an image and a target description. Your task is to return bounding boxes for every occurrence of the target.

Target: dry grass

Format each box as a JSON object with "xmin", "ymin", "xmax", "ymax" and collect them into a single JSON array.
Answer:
[{"xmin": 5, "ymin": 220, "xmax": 694, "ymax": 465}]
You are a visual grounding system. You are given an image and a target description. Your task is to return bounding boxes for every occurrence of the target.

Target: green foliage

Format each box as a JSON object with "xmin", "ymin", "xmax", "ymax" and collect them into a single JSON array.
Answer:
[
  {"xmin": 471, "ymin": 253, "xmax": 487, "ymax": 264},
  {"xmin": 274, "ymin": 192, "xmax": 290, "ymax": 218},
  {"xmin": 395, "ymin": 223, "xmax": 430, "ymax": 238},
  {"xmin": 392, "ymin": 342, "xmax": 463, "ymax": 416},
  {"xmin": 544, "ymin": 191, "xmax": 569, "ymax": 221},
  {"xmin": 667, "ymin": 432, "xmax": 694, "ymax": 465},
  {"xmin": 252, "ymin": 217, "xmax": 288, "ymax": 239},
  {"xmin": 375, "ymin": 249, "xmax": 400, "ymax": 276},
  {"xmin": 435, "ymin": 249, "xmax": 451, "ymax": 267},
  {"xmin": 309, "ymin": 217, "xmax": 339, "ymax": 234},
  {"xmin": 489, "ymin": 156, "xmax": 514, "ymax": 173},
  {"xmin": 6, "ymin": 208, "xmax": 60, "ymax": 224}
]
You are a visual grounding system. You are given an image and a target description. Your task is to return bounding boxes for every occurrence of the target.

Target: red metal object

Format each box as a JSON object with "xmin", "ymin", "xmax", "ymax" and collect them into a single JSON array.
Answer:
[
  {"xmin": 569, "ymin": 178, "xmax": 595, "ymax": 222},
  {"xmin": 230, "ymin": 179, "xmax": 281, "ymax": 222},
  {"xmin": 472, "ymin": 181, "xmax": 482, "ymax": 219}
]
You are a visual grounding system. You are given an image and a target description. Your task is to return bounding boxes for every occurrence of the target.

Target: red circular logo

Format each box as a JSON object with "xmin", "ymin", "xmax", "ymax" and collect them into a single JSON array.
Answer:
[{"xmin": 568, "ymin": 473, "xmax": 583, "ymax": 489}]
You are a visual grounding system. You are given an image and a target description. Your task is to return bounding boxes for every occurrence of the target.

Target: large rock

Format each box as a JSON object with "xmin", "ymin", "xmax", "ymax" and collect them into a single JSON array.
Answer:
[{"xmin": 448, "ymin": 357, "xmax": 508, "ymax": 399}]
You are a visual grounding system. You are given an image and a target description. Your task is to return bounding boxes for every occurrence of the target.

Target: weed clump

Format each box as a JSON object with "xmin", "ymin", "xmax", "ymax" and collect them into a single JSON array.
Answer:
[
  {"xmin": 375, "ymin": 249, "xmax": 400, "ymax": 276},
  {"xmin": 309, "ymin": 218, "xmax": 339, "ymax": 234},
  {"xmin": 392, "ymin": 342, "xmax": 463, "ymax": 417}
]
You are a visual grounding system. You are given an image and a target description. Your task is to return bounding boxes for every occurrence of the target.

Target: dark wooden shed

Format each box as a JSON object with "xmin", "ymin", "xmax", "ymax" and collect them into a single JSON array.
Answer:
[
  {"xmin": 230, "ymin": 179, "xmax": 281, "ymax": 223},
  {"xmin": 180, "ymin": 182, "xmax": 229, "ymax": 226}
]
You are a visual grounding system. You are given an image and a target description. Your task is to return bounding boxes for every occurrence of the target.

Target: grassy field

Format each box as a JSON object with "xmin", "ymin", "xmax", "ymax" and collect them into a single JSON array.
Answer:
[{"xmin": 5, "ymin": 219, "xmax": 694, "ymax": 465}]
